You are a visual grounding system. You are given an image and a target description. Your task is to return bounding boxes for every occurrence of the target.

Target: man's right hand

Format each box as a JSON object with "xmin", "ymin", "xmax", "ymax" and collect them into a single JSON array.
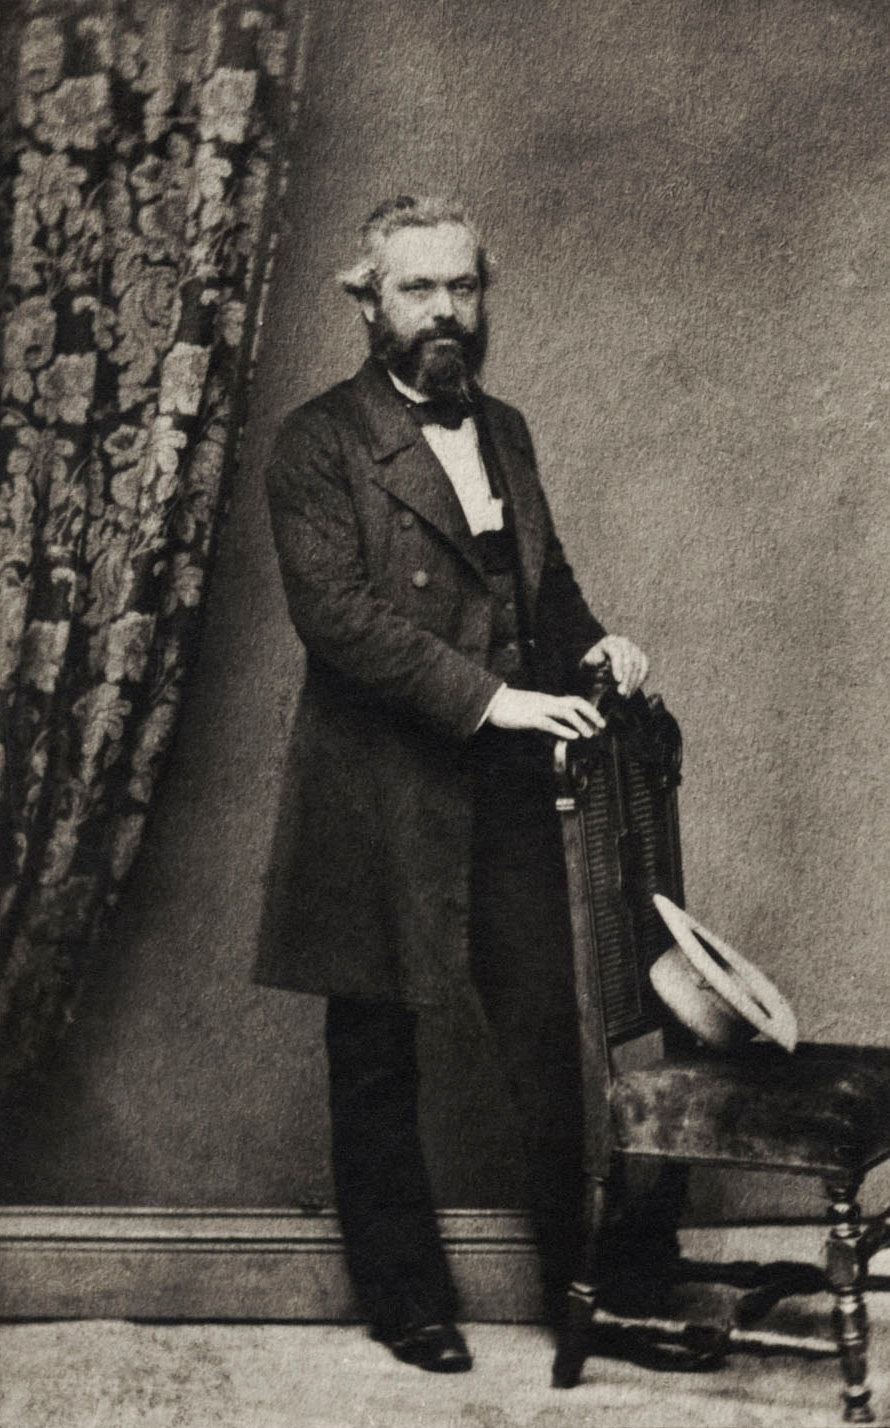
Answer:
[{"xmin": 484, "ymin": 686, "xmax": 605, "ymax": 740}]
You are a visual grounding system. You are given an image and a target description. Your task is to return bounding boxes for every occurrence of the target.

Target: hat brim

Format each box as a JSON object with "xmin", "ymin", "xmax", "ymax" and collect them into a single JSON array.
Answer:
[{"xmin": 652, "ymin": 895, "xmax": 798, "ymax": 1053}]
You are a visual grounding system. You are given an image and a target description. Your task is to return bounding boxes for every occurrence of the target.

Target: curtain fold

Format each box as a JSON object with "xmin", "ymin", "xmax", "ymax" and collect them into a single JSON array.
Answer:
[{"xmin": 0, "ymin": 0, "xmax": 305, "ymax": 1090}]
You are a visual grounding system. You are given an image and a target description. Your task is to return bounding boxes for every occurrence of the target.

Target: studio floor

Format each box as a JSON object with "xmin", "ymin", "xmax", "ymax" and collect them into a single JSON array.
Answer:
[{"xmin": 1, "ymin": 1317, "xmax": 888, "ymax": 1428}]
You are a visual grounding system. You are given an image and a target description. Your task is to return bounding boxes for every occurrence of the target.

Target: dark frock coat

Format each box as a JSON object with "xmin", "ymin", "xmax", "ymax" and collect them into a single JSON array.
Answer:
[{"xmin": 254, "ymin": 358, "xmax": 605, "ymax": 1007}]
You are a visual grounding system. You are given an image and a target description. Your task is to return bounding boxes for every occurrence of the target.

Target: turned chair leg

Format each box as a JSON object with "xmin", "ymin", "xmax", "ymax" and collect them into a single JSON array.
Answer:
[
  {"xmin": 551, "ymin": 1279, "xmax": 598, "ymax": 1388},
  {"xmin": 552, "ymin": 1177, "xmax": 609, "ymax": 1389},
  {"xmin": 551, "ymin": 1162, "xmax": 692, "ymax": 1389},
  {"xmin": 825, "ymin": 1179, "xmax": 874, "ymax": 1424}
]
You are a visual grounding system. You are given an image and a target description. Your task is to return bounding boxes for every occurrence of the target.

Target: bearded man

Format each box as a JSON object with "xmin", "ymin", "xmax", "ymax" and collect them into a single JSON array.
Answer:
[{"xmin": 256, "ymin": 195, "xmax": 649, "ymax": 1373}]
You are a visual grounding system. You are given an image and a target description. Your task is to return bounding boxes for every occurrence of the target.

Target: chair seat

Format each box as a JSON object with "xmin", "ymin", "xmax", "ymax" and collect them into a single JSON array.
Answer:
[{"xmin": 612, "ymin": 1042, "xmax": 890, "ymax": 1175}]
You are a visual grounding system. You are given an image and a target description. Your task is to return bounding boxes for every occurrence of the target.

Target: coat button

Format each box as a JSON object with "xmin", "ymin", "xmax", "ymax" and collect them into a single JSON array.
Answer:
[
  {"xmin": 411, "ymin": 569, "xmax": 430, "ymax": 589},
  {"xmin": 400, "ymin": 511, "xmax": 414, "ymax": 529}
]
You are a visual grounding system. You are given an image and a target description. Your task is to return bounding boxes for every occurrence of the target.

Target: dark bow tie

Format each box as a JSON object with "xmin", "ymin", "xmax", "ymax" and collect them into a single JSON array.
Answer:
[{"xmin": 408, "ymin": 393, "xmax": 478, "ymax": 430}]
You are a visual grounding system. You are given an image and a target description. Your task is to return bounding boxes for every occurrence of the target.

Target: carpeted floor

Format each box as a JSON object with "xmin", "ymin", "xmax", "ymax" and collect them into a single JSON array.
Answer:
[{"xmin": 0, "ymin": 1318, "xmax": 887, "ymax": 1428}]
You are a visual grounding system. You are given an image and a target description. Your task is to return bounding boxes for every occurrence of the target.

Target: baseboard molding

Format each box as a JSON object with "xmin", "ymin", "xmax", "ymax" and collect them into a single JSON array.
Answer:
[
  {"xmin": 0, "ymin": 1208, "xmax": 538, "ymax": 1321},
  {"xmin": 0, "ymin": 1208, "xmax": 887, "ymax": 1322}
]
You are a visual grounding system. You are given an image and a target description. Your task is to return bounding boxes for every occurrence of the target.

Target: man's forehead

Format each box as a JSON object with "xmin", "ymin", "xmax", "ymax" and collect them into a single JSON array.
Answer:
[{"xmin": 380, "ymin": 222, "xmax": 479, "ymax": 279}]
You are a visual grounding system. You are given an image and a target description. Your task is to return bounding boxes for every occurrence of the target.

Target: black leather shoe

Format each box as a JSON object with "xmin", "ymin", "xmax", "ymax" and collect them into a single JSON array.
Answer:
[{"xmin": 384, "ymin": 1321, "xmax": 473, "ymax": 1373}]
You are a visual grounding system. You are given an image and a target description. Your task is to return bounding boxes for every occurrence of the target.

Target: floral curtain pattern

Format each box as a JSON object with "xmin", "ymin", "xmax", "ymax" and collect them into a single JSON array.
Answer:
[{"xmin": 0, "ymin": 0, "xmax": 302, "ymax": 1089}]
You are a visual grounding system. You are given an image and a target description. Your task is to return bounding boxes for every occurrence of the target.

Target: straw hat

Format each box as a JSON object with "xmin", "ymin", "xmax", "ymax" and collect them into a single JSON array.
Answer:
[{"xmin": 650, "ymin": 895, "xmax": 798, "ymax": 1053}]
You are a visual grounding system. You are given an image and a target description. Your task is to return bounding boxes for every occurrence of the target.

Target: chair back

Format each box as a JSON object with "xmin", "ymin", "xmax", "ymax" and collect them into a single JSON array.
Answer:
[
  {"xmin": 555, "ymin": 684, "xmax": 685, "ymax": 1175},
  {"xmin": 555, "ymin": 685, "xmax": 685, "ymax": 1053}
]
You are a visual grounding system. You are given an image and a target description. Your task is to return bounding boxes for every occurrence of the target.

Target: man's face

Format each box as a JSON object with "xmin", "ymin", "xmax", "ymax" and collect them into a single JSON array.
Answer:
[{"xmin": 362, "ymin": 222, "xmax": 487, "ymax": 397}]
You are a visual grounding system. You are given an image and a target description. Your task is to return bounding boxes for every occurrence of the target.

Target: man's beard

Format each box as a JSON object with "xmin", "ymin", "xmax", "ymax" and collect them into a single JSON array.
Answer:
[{"xmin": 368, "ymin": 309, "xmax": 487, "ymax": 398}]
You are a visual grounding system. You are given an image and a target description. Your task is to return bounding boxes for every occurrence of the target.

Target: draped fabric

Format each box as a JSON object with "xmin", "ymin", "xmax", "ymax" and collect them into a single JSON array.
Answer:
[{"xmin": 0, "ymin": 0, "xmax": 303, "ymax": 1090}]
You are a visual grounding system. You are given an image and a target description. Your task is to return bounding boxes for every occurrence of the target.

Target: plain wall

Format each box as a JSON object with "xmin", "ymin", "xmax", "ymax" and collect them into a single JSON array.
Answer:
[{"xmin": 4, "ymin": 0, "xmax": 889, "ymax": 1222}]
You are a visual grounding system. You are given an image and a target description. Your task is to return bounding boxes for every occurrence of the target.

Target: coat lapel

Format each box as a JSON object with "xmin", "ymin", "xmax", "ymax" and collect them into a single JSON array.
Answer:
[
  {"xmin": 351, "ymin": 358, "xmax": 550, "ymax": 603},
  {"xmin": 352, "ymin": 359, "xmax": 485, "ymax": 580},
  {"xmin": 480, "ymin": 399, "xmax": 548, "ymax": 608}
]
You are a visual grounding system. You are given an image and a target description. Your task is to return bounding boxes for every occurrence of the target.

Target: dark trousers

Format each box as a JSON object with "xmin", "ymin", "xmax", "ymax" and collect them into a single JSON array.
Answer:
[{"xmin": 325, "ymin": 750, "xmax": 585, "ymax": 1336}]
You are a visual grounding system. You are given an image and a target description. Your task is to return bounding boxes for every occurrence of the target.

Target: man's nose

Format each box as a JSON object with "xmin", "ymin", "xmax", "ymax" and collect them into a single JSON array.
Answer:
[{"xmin": 429, "ymin": 286, "xmax": 456, "ymax": 319}]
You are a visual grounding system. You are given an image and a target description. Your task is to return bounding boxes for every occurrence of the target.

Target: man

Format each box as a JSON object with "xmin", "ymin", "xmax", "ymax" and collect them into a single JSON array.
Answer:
[{"xmin": 256, "ymin": 195, "xmax": 649, "ymax": 1373}]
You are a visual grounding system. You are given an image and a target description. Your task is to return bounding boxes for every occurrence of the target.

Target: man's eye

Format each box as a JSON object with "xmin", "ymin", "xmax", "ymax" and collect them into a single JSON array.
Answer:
[
  {"xmin": 403, "ymin": 283, "xmax": 432, "ymax": 294},
  {"xmin": 452, "ymin": 281, "xmax": 478, "ymax": 295}
]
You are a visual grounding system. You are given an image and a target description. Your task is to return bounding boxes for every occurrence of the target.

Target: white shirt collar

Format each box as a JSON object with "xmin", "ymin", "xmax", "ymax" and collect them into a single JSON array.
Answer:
[
  {"xmin": 384, "ymin": 372, "xmax": 502, "ymax": 534},
  {"xmin": 388, "ymin": 370, "xmax": 431, "ymax": 405}
]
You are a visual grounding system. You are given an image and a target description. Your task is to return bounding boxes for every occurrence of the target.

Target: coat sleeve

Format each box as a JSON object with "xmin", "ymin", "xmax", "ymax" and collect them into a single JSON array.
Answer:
[{"xmin": 266, "ymin": 405, "xmax": 503, "ymax": 742}]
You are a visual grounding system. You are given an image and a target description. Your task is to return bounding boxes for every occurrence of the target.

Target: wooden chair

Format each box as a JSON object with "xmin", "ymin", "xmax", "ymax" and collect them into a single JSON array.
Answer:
[{"xmin": 550, "ymin": 681, "xmax": 890, "ymax": 1423}]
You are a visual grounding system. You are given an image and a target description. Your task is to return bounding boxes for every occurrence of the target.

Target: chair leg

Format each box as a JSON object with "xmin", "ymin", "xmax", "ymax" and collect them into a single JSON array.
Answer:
[
  {"xmin": 825, "ymin": 1179, "xmax": 874, "ymax": 1425},
  {"xmin": 552, "ymin": 1176, "xmax": 608, "ymax": 1389},
  {"xmin": 551, "ymin": 1279, "xmax": 598, "ymax": 1389}
]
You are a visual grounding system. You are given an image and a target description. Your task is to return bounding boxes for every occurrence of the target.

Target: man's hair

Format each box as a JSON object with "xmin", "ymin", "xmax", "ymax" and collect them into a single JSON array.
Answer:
[{"xmin": 338, "ymin": 194, "xmax": 491, "ymax": 300}]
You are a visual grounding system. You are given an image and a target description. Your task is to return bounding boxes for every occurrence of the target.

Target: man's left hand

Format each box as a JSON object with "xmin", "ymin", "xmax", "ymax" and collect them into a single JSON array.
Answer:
[{"xmin": 581, "ymin": 635, "xmax": 649, "ymax": 698}]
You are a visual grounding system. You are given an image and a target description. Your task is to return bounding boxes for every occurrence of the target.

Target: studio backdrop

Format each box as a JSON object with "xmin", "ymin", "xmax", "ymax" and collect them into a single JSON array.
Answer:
[{"xmin": 0, "ymin": 0, "xmax": 888, "ymax": 1321}]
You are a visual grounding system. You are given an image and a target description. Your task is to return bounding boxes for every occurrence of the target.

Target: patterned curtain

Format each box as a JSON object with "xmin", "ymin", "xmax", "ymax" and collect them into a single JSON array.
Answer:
[{"xmin": 0, "ymin": 0, "xmax": 305, "ymax": 1090}]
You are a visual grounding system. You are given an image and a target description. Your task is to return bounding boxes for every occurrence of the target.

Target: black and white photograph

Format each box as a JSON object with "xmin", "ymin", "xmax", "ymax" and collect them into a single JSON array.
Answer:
[{"xmin": 0, "ymin": 1, "xmax": 888, "ymax": 1424}]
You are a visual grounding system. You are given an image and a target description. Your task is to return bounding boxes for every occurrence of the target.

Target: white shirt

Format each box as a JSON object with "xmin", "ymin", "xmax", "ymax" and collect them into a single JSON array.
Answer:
[{"xmin": 388, "ymin": 372, "xmax": 504, "ymax": 535}]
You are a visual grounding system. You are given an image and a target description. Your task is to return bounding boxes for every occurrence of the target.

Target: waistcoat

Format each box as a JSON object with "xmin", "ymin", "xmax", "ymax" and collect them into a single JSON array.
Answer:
[{"xmin": 473, "ymin": 411, "xmax": 533, "ymax": 688}]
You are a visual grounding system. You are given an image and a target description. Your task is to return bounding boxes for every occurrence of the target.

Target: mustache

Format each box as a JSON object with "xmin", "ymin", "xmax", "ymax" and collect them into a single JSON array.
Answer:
[{"xmin": 415, "ymin": 318, "xmax": 468, "ymax": 343}]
